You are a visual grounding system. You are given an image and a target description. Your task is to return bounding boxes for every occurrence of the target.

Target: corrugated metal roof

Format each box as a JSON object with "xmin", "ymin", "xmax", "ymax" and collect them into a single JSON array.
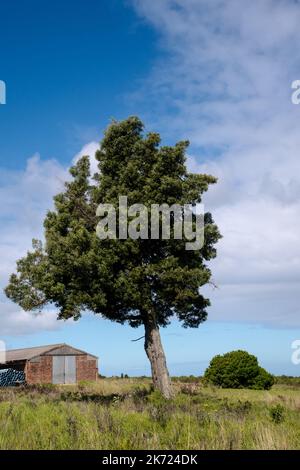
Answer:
[
  {"xmin": 1, "ymin": 343, "xmax": 98, "ymax": 363},
  {"xmin": 4, "ymin": 344, "xmax": 64, "ymax": 362}
]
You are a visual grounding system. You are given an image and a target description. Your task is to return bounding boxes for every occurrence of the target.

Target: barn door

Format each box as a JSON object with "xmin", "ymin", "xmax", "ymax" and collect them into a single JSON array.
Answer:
[
  {"xmin": 64, "ymin": 356, "xmax": 76, "ymax": 384},
  {"xmin": 52, "ymin": 356, "xmax": 76, "ymax": 384},
  {"xmin": 52, "ymin": 356, "xmax": 65, "ymax": 384}
]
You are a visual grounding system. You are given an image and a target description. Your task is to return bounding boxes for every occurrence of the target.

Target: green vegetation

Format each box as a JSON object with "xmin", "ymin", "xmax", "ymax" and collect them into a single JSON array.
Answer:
[
  {"xmin": 269, "ymin": 404, "xmax": 285, "ymax": 424},
  {"xmin": 0, "ymin": 377, "xmax": 300, "ymax": 450},
  {"xmin": 204, "ymin": 350, "xmax": 274, "ymax": 390},
  {"xmin": 5, "ymin": 117, "xmax": 221, "ymax": 398}
]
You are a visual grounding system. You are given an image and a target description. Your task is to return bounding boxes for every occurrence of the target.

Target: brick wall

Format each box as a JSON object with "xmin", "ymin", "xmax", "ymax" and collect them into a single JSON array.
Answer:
[
  {"xmin": 26, "ymin": 356, "xmax": 52, "ymax": 384},
  {"xmin": 76, "ymin": 355, "xmax": 98, "ymax": 382},
  {"xmin": 25, "ymin": 354, "xmax": 98, "ymax": 384}
]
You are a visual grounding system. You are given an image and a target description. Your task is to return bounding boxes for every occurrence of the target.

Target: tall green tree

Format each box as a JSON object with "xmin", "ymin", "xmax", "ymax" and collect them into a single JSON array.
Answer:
[{"xmin": 5, "ymin": 117, "xmax": 221, "ymax": 398}]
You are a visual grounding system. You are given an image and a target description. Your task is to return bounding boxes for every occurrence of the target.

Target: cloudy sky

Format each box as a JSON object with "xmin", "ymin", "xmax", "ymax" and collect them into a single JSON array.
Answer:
[{"xmin": 0, "ymin": 0, "xmax": 299, "ymax": 375}]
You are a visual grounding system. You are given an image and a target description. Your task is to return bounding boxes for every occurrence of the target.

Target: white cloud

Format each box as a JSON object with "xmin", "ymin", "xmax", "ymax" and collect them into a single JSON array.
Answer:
[
  {"xmin": 0, "ymin": 155, "xmax": 68, "ymax": 278},
  {"xmin": 73, "ymin": 141, "xmax": 99, "ymax": 175},
  {"xmin": 132, "ymin": 0, "xmax": 300, "ymax": 326},
  {"xmin": 0, "ymin": 141, "xmax": 99, "ymax": 335},
  {"xmin": 0, "ymin": 302, "xmax": 62, "ymax": 336},
  {"xmin": 0, "ymin": 155, "xmax": 70, "ymax": 334},
  {"xmin": 0, "ymin": 146, "xmax": 101, "ymax": 335}
]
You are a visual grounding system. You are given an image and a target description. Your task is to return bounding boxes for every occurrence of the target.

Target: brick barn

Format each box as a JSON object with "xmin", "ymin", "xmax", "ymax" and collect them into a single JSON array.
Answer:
[{"xmin": 0, "ymin": 344, "xmax": 98, "ymax": 384}]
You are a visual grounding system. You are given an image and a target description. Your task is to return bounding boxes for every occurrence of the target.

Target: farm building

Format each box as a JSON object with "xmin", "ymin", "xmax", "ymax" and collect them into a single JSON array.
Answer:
[{"xmin": 0, "ymin": 344, "xmax": 98, "ymax": 385}]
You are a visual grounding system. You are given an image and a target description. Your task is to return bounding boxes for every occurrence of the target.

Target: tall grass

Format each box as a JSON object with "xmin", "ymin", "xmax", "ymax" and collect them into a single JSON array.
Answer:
[{"xmin": 0, "ymin": 378, "xmax": 299, "ymax": 449}]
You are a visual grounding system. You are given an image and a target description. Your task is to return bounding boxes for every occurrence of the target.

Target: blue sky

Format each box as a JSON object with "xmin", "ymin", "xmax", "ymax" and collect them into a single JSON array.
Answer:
[
  {"xmin": 1, "ymin": 0, "xmax": 300, "ymax": 377},
  {"xmin": 0, "ymin": 0, "xmax": 156, "ymax": 168}
]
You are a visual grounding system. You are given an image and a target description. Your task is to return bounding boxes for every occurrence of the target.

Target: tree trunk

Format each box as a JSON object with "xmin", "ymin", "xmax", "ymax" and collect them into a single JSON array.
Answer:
[{"xmin": 144, "ymin": 311, "xmax": 173, "ymax": 399}]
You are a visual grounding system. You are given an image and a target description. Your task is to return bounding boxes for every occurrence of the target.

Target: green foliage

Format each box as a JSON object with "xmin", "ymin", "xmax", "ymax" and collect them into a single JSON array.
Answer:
[
  {"xmin": 269, "ymin": 404, "xmax": 285, "ymax": 424},
  {"xmin": 274, "ymin": 376, "xmax": 300, "ymax": 387},
  {"xmin": 251, "ymin": 367, "xmax": 275, "ymax": 390},
  {"xmin": 5, "ymin": 117, "xmax": 221, "ymax": 329},
  {"xmin": 147, "ymin": 389, "xmax": 168, "ymax": 406},
  {"xmin": 204, "ymin": 350, "xmax": 274, "ymax": 390}
]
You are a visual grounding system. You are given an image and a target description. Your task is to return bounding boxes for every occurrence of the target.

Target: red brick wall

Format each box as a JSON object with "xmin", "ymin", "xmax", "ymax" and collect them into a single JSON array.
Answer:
[
  {"xmin": 25, "ymin": 355, "xmax": 98, "ymax": 384},
  {"xmin": 76, "ymin": 355, "xmax": 98, "ymax": 382},
  {"xmin": 26, "ymin": 356, "xmax": 52, "ymax": 384}
]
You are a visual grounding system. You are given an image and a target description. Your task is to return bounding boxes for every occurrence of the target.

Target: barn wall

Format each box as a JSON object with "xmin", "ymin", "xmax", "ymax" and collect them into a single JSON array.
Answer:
[
  {"xmin": 26, "ymin": 356, "xmax": 52, "ymax": 384},
  {"xmin": 45, "ymin": 345, "xmax": 83, "ymax": 356},
  {"xmin": 76, "ymin": 355, "xmax": 98, "ymax": 382},
  {"xmin": 26, "ymin": 354, "xmax": 98, "ymax": 384}
]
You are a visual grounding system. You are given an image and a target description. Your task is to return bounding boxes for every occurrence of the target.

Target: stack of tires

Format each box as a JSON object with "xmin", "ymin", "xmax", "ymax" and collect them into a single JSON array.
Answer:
[{"xmin": 0, "ymin": 368, "xmax": 25, "ymax": 386}]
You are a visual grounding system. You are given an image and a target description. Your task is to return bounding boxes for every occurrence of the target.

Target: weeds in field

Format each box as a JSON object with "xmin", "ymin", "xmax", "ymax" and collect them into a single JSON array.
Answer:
[
  {"xmin": 0, "ymin": 378, "xmax": 299, "ymax": 449},
  {"xmin": 269, "ymin": 404, "xmax": 285, "ymax": 424}
]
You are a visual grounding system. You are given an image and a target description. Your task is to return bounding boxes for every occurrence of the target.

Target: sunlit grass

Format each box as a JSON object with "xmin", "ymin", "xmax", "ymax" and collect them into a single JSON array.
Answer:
[{"xmin": 0, "ymin": 378, "xmax": 299, "ymax": 449}]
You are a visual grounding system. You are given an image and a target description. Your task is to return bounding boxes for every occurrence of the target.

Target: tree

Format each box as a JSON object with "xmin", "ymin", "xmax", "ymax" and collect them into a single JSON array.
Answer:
[
  {"xmin": 204, "ymin": 350, "xmax": 274, "ymax": 390},
  {"xmin": 5, "ymin": 117, "xmax": 221, "ymax": 398}
]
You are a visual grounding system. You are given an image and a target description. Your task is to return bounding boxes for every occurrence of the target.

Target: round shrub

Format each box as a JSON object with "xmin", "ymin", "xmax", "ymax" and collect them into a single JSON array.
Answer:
[
  {"xmin": 251, "ymin": 366, "xmax": 274, "ymax": 390},
  {"xmin": 204, "ymin": 350, "xmax": 274, "ymax": 390}
]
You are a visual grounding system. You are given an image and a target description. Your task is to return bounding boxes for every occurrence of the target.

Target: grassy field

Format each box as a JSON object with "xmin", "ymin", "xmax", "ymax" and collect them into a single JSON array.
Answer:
[{"xmin": 0, "ymin": 377, "xmax": 300, "ymax": 450}]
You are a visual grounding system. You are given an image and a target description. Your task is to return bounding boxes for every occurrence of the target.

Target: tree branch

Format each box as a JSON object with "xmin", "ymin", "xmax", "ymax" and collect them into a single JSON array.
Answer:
[{"xmin": 131, "ymin": 335, "xmax": 145, "ymax": 342}]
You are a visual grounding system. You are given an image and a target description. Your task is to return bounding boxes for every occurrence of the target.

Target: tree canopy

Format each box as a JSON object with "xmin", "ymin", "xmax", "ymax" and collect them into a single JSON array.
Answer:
[
  {"xmin": 204, "ymin": 350, "xmax": 274, "ymax": 390},
  {"xmin": 5, "ymin": 116, "xmax": 221, "ymax": 397}
]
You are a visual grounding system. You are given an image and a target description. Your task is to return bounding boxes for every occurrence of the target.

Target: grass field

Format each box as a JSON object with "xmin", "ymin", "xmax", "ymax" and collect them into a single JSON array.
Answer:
[{"xmin": 0, "ymin": 377, "xmax": 299, "ymax": 450}]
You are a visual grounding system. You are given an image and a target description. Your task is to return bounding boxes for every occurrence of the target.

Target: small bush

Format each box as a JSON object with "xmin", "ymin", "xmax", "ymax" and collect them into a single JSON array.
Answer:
[
  {"xmin": 204, "ymin": 350, "xmax": 274, "ymax": 390},
  {"xmin": 269, "ymin": 404, "xmax": 285, "ymax": 424},
  {"xmin": 226, "ymin": 400, "xmax": 252, "ymax": 415}
]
